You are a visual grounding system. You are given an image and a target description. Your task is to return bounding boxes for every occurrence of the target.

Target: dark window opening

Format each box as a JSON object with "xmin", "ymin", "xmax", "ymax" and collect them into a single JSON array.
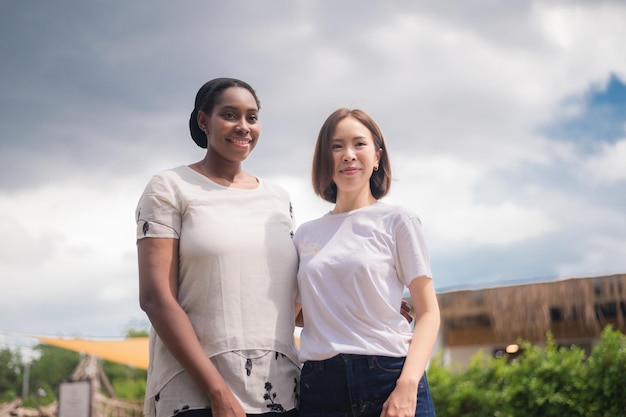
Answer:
[
  {"xmin": 595, "ymin": 302, "xmax": 617, "ymax": 319},
  {"xmin": 448, "ymin": 314, "xmax": 491, "ymax": 330},
  {"xmin": 550, "ymin": 307, "xmax": 564, "ymax": 323}
]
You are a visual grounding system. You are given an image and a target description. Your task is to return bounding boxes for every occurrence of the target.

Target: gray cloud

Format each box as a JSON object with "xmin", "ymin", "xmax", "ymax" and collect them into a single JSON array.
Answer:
[{"xmin": 1, "ymin": 0, "xmax": 625, "ymax": 338}]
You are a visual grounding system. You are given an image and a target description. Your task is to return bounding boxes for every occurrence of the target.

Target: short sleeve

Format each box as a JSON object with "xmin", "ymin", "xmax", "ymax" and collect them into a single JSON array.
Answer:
[
  {"xmin": 135, "ymin": 173, "xmax": 182, "ymax": 240},
  {"xmin": 395, "ymin": 216, "xmax": 432, "ymax": 286}
]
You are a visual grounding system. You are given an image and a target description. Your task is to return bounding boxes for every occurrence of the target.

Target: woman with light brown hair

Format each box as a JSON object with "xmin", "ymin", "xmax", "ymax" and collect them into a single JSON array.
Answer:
[{"xmin": 294, "ymin": 108, "xmax": 440, "ymax": 417}]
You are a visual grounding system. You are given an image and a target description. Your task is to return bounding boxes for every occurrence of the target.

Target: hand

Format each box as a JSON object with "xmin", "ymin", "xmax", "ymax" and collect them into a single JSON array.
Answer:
[
  {"xmin": 209, "ymin": 386, "xmax": 247, "ymax": 417},
  {"xmin": 380, "ymin": 378, "xmax": 418, "ymax": 417},
  {"xmin": 400, "ymin": 300, "xmax": 413, "ymax": 324}
]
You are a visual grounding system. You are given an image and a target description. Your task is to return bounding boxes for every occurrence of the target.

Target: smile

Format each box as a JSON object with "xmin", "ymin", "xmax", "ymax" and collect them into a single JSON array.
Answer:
[{"xmin": 229, "ymin": 138, "xmax": 252, "ymax": 145}]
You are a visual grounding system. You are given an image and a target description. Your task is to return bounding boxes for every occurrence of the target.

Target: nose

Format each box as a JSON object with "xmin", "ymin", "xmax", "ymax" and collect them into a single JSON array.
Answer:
[
  {"xmin": 342, "ymin": 147, "xmax": 356, "ymax": 162},
  {"xmin": 235, "ymin": 118, "xmax": 250, "ymax": 135}
]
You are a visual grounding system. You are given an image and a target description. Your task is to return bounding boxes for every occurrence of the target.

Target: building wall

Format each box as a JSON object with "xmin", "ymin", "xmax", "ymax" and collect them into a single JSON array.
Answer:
[{"xmin": 435, "ymin": 274, "xmax": 626, "ymax": 367}]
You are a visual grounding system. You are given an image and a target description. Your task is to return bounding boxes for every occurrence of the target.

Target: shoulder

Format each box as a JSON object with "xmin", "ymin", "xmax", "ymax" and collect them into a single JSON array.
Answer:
[
  {"xmin": 297, "ymin": 215, "xmax": 325, "ymax": 229},
  {"xmin": 373, "ymin": 202, "xmax": 422, "ymax": 224},
  {"xmin": 259, "ymin": 178, "xmax": 291, "ymax": 199},
  {"xmin": 154, "ymin": 165, "xmax": 192, "ymax": 181},
  {"xmin": 139, "ymin": 166, "xmax": 196, "ymax": 203},
  {"xmin": 146, "ymin": 165, "xmax": 189, "ymax": 186}
]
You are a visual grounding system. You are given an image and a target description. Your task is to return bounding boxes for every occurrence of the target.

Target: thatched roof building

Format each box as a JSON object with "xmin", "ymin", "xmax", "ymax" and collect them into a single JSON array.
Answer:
[{"xmin": 437, "ymin": 273, "xmax": 626, "ymax": 348}]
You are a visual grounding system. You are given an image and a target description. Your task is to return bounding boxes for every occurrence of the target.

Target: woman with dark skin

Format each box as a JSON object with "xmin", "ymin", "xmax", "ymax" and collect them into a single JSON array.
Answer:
[{"xmin": 136, "ymin": 78, "xmax": 300, "ymax": 417}]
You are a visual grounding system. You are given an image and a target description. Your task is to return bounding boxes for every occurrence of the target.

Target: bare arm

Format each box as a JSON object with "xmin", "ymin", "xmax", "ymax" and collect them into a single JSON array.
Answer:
[
  {"xmin": 137, "ymin": 238, "xmax": 245, "ymax": 417},
  {"xmin": 381, "ymin": 276, "xmax": 441, "ymax": 417}
]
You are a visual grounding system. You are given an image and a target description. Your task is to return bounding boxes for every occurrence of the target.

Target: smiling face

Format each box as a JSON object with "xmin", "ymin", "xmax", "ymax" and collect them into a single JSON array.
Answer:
[
  {"xmin": 197, "ymin": 86, "xmax": 261, "ymax": 163},
  {"xmin": 312, "ymin": 108, "xmax": 392, "ymax": 203},
  {"xmin": 331, "ymin": 115, "xmax": 381, "ymax": 198}
]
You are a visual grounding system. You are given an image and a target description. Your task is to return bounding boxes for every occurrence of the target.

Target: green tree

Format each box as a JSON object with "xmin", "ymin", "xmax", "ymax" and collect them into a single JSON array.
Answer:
[
  {"xmin": 0, "ymin": 329, "xmax": 150, "ymax": 405},
  {"xmin": 24, "ymin": 344, "xmax": 81, "ymax": 406},
  {"xmin": 581, "ymin": 326, "xmax": 626, "ymax": 416},
  {"xmin": 427, "ymin": 327, "xmax": 625, "ymax": 417},
  {"xmin": 103, "ymin": 327, "xmax": 148, "ymax": 399},
  {"xmin": 429, "ymin": 349, "xmax": 506, "ymax": 417},
  {"xmin": 102, "ymin": 359, "xmax": 146, "ymax": 399},
  {"xmin": 124, "ymin": 328, "xmax": 148, "ymax": 338},
  {"xmin": 0, "ymin": 348, "xmax": 22, "ymax": 401},
  {"xmin": 496, "ymin": 334, "xmax": 586, "ymax": 417}
]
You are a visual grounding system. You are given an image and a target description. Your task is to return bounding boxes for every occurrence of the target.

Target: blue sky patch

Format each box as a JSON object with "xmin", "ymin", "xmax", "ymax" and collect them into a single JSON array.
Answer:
[{"xmin": 543, "ymin": 74, "xmax": 626, "ymax": 148}]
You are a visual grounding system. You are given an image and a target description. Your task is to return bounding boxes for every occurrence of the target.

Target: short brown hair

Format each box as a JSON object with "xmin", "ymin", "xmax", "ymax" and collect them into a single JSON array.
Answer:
[{"xmin": 311, "ymin": 108, "xmax": 392, "ymax": 203}]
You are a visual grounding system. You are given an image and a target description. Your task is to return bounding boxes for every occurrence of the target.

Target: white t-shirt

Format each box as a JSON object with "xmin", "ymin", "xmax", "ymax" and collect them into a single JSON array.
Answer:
[
  {"xmin": 294, "ymin": 202, "xmax": 432, "ymax": 362},
  {"xmin": 136, "ymin": 165, "xmax": 299, "ymax": 416}
]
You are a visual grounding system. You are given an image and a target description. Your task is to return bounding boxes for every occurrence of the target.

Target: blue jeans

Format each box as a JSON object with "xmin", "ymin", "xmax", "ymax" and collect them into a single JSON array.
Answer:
[
  {"xmin": 175, "ymin": 409, "xmax": 299, "ymax": 417},
  {"xmin": 299, "ymin": 354, "xmax": 435, "ymax": 417}
]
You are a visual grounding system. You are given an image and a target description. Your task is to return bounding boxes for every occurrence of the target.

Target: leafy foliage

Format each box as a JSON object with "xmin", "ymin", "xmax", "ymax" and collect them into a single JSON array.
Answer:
[
  {"xmin": 23, "ymin": 344, "xmax": 81, "ymax": 407},
  {"xmin": 0, "ymin": 348, "xmax": 22, "ymax": 402},
  {"xmin": 0, "ymin": 336, "xmax": 148, "ymax": 407},
  {"xmin": 102, "ymin": 359, "xmax": 146, "ymax": 399},
  {"xmin": 2, "ymin": 327, "xmax": 623, "ymax": 414},
  {"xmin": 427, "ymin": 326, "xmax": 626, "ymax": 417},
  {"xmin": 125, "ymin": 328, "xmax": 149, "ymax": 338},
  {"xmin": 580, "ymin": 326, "xmax": 626, "ymax": 416}
]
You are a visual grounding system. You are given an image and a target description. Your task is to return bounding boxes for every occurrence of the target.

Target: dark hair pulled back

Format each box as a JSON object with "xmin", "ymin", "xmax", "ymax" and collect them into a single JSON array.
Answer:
[{"xmin": 189, "ymin": 78, "xmax": 261, "ymax": 148}]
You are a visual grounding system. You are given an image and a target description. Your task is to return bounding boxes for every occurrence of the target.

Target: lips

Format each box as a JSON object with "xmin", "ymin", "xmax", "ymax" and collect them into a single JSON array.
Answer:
[
  {"xmin": 228, "ymin": 138, "xmax": 253, "ymax": 146},
  {"xmin": 340, "ymin": 167, "xmax": 360, "ymax": 174}
]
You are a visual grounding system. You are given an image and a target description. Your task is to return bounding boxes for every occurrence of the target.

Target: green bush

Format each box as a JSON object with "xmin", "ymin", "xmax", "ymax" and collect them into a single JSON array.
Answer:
[
  {"xmin": 580, "ymin": 327, "xmax": 626, "ymax": 416},
  {"xmin": 102, "ymin": 359, "xmax": 146, "ymax": 399},
  {"xmin": 427, "ymin": 326, "xmax": 626, "ymax": 417},
  {"xmin": 0, "ymin": 348, "xmax": 22, "ymax": 402}
]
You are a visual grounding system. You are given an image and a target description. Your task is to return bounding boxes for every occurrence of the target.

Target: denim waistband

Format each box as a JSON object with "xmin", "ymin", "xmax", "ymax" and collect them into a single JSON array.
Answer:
[{"xmin": 307, "ymin": 353, "xmax": 404, "ymax": 370}]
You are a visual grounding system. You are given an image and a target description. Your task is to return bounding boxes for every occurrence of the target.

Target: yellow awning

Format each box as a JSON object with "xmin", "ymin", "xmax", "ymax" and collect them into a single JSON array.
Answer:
[
  {"xmin": 37, "ymin": 336, "xmax": 149, "ymax": 370},
  {"xmin": 37, "ymin": 335, "xmax": 300, "ymax": 370}
]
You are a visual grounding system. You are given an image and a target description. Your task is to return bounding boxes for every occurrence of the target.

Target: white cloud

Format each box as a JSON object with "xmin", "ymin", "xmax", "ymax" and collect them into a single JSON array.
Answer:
[
  {"xmin": 556, "ymin": 234, "xmax": 626, "ymax": 279},
  {"xmin": 388, "ymin": 154, "xmax": 557, "ymax": 247},
  {"xmin": 583, "ymin": 137, "xmax": 626, "ymax": 183},
  {"xmin": 0, "ymin": 177, "xmax": 144, "ymax": 335},
  {"xmin": 2, "ymin": 0, "xmax": 626, "ymax": 338},
  {"xmin": 536, "ymin": 2, "xmax": 626, "ymax": 65}
]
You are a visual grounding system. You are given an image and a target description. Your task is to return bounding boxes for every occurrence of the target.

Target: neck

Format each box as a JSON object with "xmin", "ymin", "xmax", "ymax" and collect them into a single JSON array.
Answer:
[
  {"xmin": 199, "ymin": 163, "xmax": 241, "ymax": 183},
  {"xmin": 332, "ymin": 192, "xmax": 377, "ymax": 214},
  {"xmin": 191, "ymin": 158, "xmax": 258, "ymax": 189}
]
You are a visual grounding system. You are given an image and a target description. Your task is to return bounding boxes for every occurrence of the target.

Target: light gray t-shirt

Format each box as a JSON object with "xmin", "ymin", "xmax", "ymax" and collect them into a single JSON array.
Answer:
[{"xmin": 136, "ymin": 165, "xmax": 299, "ymax": 416}]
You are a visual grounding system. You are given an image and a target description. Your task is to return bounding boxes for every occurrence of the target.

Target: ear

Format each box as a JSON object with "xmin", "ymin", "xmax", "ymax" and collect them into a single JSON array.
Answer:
[
  {"xmin": 375, "ymin": 147, "xmax": 383, "ymax": 166},
  {"xmin": 197, "ymin": 110, "xmax": 209, "ymax": 134}
]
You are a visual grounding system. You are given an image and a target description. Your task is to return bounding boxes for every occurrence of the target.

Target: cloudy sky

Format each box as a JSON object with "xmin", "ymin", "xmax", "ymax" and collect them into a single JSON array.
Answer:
[{"xmin": 1, "ymin": 1, "xmax": 625, "ymax": 347}]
